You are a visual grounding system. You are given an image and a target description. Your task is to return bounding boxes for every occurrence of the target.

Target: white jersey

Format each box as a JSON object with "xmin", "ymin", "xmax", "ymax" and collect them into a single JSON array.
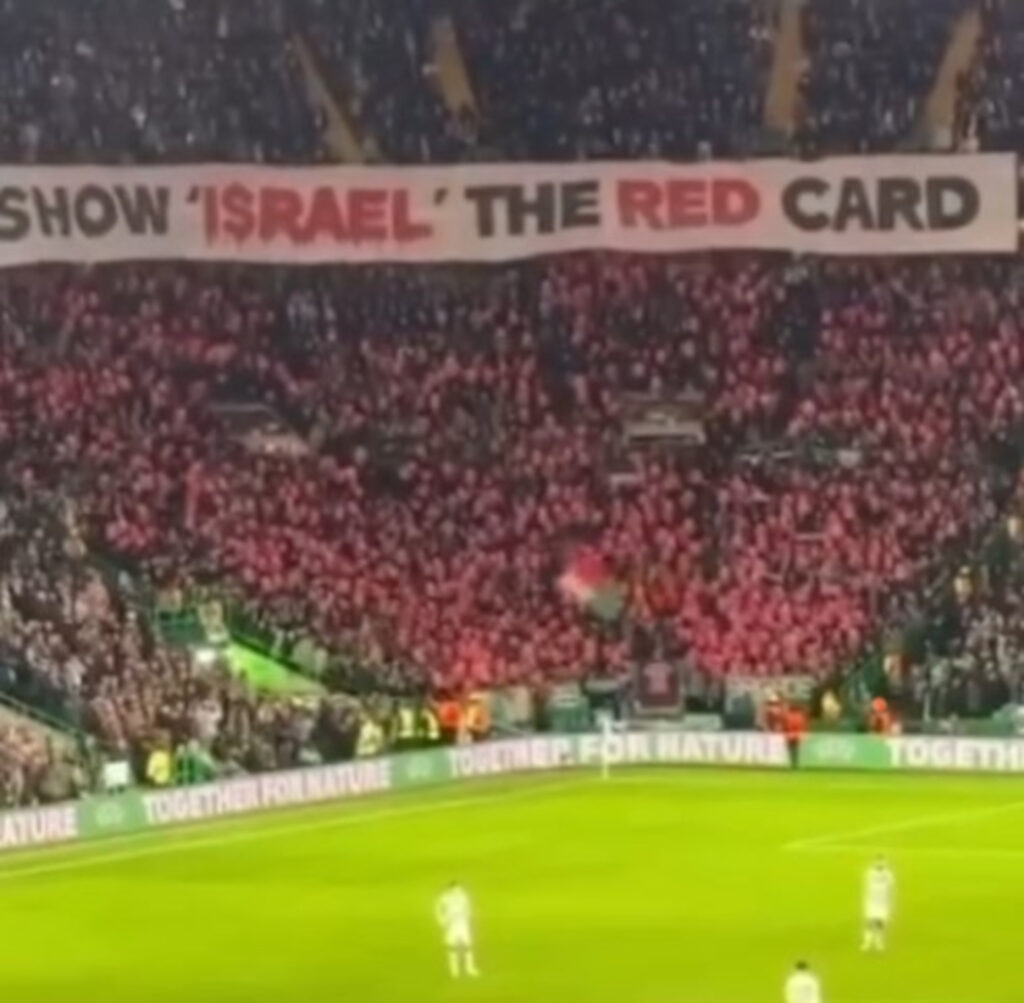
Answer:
[
  {"xmin": 863, "ymin": 865, "xmax": 895, "ymax": 919},
  {"xmin": 785, "ymin": 970, "xmax": 822, "ymax": 1003},
  {"xmin": 436, "ymin": 886, "xmax": 473, "ymax": 947}
]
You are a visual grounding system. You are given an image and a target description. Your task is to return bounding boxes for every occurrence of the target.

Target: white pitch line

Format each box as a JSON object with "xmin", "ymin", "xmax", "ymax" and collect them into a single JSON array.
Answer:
[
  {"xmin": 783, "ymin": 797, "xmax": 1024, "ymax": 852},
  {"xmin": 611, "ymin": 774, "xmax": 919, "ymax": 793},
  {"xmin": 0, "ymin": 776, "xmax": 583, "ymax": 884},
  {"xmin": 793, "ymin": 841, "xmax": 1024, "ymax": 859}
]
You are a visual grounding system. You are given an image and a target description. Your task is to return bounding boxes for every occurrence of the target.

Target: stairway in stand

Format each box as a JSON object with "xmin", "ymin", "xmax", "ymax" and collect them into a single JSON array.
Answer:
[
  {"xmin": 292, "ymin": 33, "xmax": 366, "ymax": 163},
  {"xmin": 430, "ymin": 15, "xmax": 478, "ymax": 118},
  {"xmin": 921, "ymin": 6, "xmax": 981, "ymax": 150},
  {"xmin": 764, "ymin": 0, "xmax": 806, "ymax": 140}
]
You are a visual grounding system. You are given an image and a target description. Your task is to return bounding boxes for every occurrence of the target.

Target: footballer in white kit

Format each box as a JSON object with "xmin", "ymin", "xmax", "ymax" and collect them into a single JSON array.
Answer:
[
  {"xmin": 784, "ymin": 961, "xmax": 822, "ymax": 1003},
  {"xmin": 435, "ymin": 882, "xmax": 479, "ymax": 978},
  {"xmin": 861, "ymin": 856, "xmax": 895, "ymax": 951}
]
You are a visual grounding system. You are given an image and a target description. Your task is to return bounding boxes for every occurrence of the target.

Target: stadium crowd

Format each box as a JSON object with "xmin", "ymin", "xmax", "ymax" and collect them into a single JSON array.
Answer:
[
  {"xmin": 0, "ymin": 485, "xmax": 371, "ymax": 802},
  {"xmin": 797, "ymin": 0, "xmax": 964, "ymax": 155},
  {"xmin": 878, "ymin": 484, "xmax": 1024, "ymax": 726},
  {"xmin": 301, "ymin": 0, "xmax": 469, "ymax": 163},
  {"xmin": 955, "ymin": 0, "xmax": 1024, "ymax": 152},
  {"xmin": 451, "ymin": 0, "xmax": 772, "ymax": 161},
  {"xmin": 0, "ymin": 0, "xmax": 327, "ymax": 164},
  {"xmin": 0, "ymin": 255, "xmax": 1020, "ymax": 751},
  {"xmin": 0, "ymin": 0, "xmax": 989, "ymax": 166},
  {"xmin": 0, "ymin": 0, "xmax": 1023, "ymax": 805}
]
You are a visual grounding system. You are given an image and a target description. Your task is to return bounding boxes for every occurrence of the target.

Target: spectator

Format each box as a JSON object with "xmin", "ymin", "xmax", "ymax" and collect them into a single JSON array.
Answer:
[
  {"xmin": 956, "ymin": 0, "xmax": 1024, "ymax": 153},
  {"xmin": 797, "ymin": 0, "xmax": 964, "ymax": 154},
  {"xmin": 0, "ymin": 0, "xmax": 328, "ymax": 163}
]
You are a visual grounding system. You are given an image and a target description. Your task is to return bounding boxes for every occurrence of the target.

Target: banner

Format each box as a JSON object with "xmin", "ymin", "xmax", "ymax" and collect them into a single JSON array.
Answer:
[
  {"xmin": 799, "ymin": 734, "xmax": 891, "ymax": 771},
  {"xmin": 139, "ymin": 758, "xmax": 394, "ymax": 828},
  {"xmin": 65, "ymin": 733, "xmax": 785, "ymax": 846},
  {"xmin": 445, "ymin": 731, "xmax": 788, "ymax": 777},
  {"xmin": 0, "ymin": 803, "xmax": 78, "ymax": 851},
  {"xmin": 0, "ymin": 154, "xmax": 1011, "ymax": 268},
  {"xmin": 393, "ymin": 748, "xmax": 453, "ymax": 789},
  {"xmin": 78, "ymin": 789, "xmax": 148, "ymax": 840},
  {"xmin": 16, "ymin": 730, "xmax": 1024, "ymax": 859},
  {"xmin": 75, "ymin": 750, "xmax": 446, "ymax": 840},
  {"xmin": 799, "ymin": 734, "xmax": 1024, "ymax": 772},
  {"xmin": 886, "ymin": 736, "xmax": 1024, "ymax": 773}
]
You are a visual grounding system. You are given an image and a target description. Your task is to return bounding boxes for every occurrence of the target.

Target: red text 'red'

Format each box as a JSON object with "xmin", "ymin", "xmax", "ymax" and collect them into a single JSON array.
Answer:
[{"xmin": 616, "ymin": 178, "xmax": 761, "ymax": 229}]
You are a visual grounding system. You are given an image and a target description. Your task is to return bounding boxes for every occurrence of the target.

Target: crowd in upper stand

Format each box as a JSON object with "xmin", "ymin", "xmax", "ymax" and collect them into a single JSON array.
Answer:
[
  {"xmin": 450, "ymin": 0, "xmax": 772, "ymax": 161},
  {"xmin": 0, "ymin": 0, "xmax": 1023, "ymax": 803},
  {"xmin": 797, "ymin": 0, "xmax": 966, "ymax": 155},
  {"xmin": 0, "ymin": 0, "xmax": 327, "ymax": 164},
  {"xmin": 956, "ymin": 0, "xmax": 1024, "ymax": 152},
  {"xmin": 301, "ymin": 0, "xmax": 470, "ymax": 164},
  {"xmin": 0, "ymin": 0, "xmax": 1012, "ymax": 164}
]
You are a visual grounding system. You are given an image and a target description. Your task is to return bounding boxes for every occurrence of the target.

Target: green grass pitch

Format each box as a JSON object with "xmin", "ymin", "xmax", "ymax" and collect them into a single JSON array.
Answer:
[{"xmin": 0, "ymin": 767, "xmax": 1021, "ymax": 1003}]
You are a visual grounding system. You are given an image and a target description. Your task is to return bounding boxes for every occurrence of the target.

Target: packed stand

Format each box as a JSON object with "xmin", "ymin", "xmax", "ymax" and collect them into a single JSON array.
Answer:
[
  {"xmin": 955, "ymin": 0, "xmax": 1024, "ymax": 153},
  {"xmin": 0, "ymin": 714, "xmax": 80, "ymax": 807},
  {"xmin": 882, "ymin": 488, "xmax": 1024, "ymax": 726},
  {"xmin": 797, "ymin": 0, "xmax": 964, "ymax": 155},
  {"xmin": 0, "ymin": 495, "xmax": 91, "ymax": 804},
  {"xmin": 454, "ymin": 0, "xmax": 772, "ymax": 161},
  {"xmin": 300, "ymin": 0, "xmax": 472, "ymax": 163},
  {"xmin": 664, "ymin": 258, "xmax": 1022, "ymax": 679},
  {"xmin": 0, "ymin": 257, "xmax": 1021, "ymax": 708},
  {"xmin": 300, "ymin": 0, "xmax": 772, "ymax": 163},
  {"xmin": 0, "ymin": 0, "xmax": 327, "ymax": 163},
  {"xmin": 0, "ymin": 484, "xmax": 372, "ymax": 794},
  {"xmin": 0, "ymin": 0, "xmax": 993, "ymax": 167}
]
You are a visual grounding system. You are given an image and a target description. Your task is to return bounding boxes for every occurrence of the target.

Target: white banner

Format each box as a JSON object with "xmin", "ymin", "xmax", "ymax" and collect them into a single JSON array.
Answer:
[
  {"xmin": 0, "ymin": 154, "xmax": 1012, "ymax": 267},
  {"xmin": 0, "ymin": 803, "xmax": 77, "ymax": 850},
  {"xmin": 140, "ymin": 758, "xmax": 393, "ymax": 827},
  {"xmin": 887, "ymin": 737, "xmax": 1024, "ymax": 773},
  {"xmin": 139, "ymin": 732, "xmax": 788, "ymax": 827},
  {"xmin": 446, "ymin": 731, "xmax": 788, "ymax": 778}
]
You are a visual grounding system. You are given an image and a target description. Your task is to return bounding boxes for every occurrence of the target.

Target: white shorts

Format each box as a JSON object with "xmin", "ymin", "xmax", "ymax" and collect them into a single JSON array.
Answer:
[
  {"xmin": 864, "ymin": 909, "xmax": 890, "ymax": 925},
  {"xmin": 444, "ymin": 921, "xmax": 472, "ymax": 949}
]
